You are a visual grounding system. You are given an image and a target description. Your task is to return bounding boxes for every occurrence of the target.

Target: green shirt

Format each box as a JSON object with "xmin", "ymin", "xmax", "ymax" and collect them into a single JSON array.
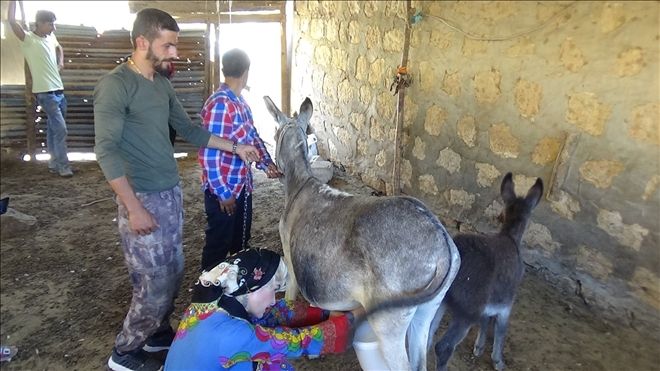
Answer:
[
  {"xmin": 20, "ymin": 31, "xmax": 63, "ymax": 93},
  {"xmin": 94, "ymin": 63, "xmax": 211, "ymax": 192}
]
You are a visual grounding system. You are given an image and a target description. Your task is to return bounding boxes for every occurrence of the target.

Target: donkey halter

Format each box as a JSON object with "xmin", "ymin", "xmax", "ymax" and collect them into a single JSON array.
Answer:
[{"xmin": 275, "ymin": 122, "xmax": 308, "ymax": 174}]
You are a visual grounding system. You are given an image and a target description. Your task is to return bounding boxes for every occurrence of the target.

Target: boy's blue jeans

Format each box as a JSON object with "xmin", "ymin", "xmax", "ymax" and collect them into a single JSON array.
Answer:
[{"xmin": 36, "ymin": 91, "xmax": 70, "ymax": 170}]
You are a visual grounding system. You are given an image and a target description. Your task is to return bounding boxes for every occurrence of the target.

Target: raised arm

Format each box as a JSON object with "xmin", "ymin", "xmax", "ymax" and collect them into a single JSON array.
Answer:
[{"xmin": 7, "ymin": 0, "xmax": 26, "ymax": 41}]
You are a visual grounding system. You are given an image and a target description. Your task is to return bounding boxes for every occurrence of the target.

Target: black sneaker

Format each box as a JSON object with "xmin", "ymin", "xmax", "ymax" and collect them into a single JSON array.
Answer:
[
  {"xmin": 143, "ymin": 328, "xmax": 176, "ymax": 353},
  {"xmin": 108, "ymin": 348, "xmax": 163, "ymax": 371}
]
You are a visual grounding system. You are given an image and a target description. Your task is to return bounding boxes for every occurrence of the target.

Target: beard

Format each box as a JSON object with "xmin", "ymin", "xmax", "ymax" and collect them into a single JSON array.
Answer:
[{"xmin": 147, "ymin": 47, "xmax": 172, "ymax": 75}]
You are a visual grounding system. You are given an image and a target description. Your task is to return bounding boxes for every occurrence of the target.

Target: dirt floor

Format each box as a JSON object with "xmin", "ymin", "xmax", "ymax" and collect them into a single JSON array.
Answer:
[{"xmin": 1, "ymin": 155, "xmax": 659, "ymax": 371}]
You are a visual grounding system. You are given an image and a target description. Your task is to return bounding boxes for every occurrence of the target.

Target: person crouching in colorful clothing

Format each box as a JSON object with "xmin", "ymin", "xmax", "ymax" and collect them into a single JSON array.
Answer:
[{"xmin": 164, "ymin": 248, "xmax": 362, "ymax": 370}]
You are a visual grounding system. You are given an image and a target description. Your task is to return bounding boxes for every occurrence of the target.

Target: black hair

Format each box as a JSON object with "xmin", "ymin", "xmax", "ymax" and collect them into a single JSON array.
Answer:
[
  {"xmin": 222, "ymin": 48, "xmax": 251, "ymax": 78},
  {"xmin": 35, "ymin": 10, "xmax": 56, "ymax": 24},
  {"xmin": 130, "ymin": 8, "xmax": 180, "ymax": 49}
]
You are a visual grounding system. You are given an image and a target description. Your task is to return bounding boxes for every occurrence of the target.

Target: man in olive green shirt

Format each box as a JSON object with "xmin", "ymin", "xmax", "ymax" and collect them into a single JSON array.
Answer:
[{"xmin": 94, "ymin": 8, "xmax": 261, "ymax": 371}]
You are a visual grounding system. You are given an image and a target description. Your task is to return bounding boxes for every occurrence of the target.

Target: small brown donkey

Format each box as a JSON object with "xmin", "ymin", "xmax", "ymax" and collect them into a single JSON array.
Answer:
[{"xmin": 432, "ymin": 173, "xmax": 543, "ymax": 371}]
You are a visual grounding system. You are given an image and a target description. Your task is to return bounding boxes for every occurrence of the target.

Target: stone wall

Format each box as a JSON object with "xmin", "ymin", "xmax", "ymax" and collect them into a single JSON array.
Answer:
[{"xmin": 291, "ymin": 1, "xmax": 659, "ymax": 334}]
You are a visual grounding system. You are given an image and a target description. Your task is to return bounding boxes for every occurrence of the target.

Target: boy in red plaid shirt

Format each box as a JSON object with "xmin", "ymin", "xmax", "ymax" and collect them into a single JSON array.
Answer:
[{"xmin": 198, "ymin": 48, "xmax": 280, "ymax": 270}]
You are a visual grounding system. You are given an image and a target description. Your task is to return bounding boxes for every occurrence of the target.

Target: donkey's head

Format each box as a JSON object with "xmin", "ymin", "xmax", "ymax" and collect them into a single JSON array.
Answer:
[
  {"xmin": 499, "ymin": 172, "xmax": 544, "ymax": 243},
  {"xmin": 263, "ymin": 96, "xmax": 314, "ymax": 175}
]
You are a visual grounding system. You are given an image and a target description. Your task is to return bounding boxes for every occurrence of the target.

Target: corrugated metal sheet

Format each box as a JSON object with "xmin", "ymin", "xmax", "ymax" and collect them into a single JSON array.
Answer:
[
  {"xmin": 1, "ymin": 24, "xmax": 209, "ymax": 155},
  {"xmin": 0, "ymin": 85, "xmax": 28, "ymax": 151}
]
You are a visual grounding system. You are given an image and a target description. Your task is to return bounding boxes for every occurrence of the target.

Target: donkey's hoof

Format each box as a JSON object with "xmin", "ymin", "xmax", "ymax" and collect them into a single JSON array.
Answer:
[
  {"xmin": 493, "ymin": 359, "xmax": 506, "ymax": 371},
  {"xmin": 473, "ymin": 345, "xmax": 485, "ymax": 357}
]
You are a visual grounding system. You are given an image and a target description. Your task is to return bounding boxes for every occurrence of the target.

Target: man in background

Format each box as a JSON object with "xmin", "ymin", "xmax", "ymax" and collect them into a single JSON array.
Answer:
[{"xmin": 7, "ymin": 0, "xmax": 73, "ymax": 177}]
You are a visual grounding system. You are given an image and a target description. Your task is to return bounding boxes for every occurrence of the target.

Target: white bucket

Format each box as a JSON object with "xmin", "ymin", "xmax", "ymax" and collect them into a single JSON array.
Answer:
[{"xmin": 353, "ymin": 322, "xmax": 389, "ymax": 371}]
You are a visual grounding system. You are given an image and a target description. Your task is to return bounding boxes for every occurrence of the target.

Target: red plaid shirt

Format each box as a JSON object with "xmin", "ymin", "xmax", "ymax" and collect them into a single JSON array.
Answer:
[{"xmin": 198, "ymin": 84, "xmax": 272, "ymax": 201}]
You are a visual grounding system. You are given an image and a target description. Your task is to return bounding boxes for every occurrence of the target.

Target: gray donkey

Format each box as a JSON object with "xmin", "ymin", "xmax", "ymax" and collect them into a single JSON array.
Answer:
[
  {"xmin": 431, "ymin": 173, "xmax": 543, "ymax": 371},
  {"xmin": 264, "ymin": 96, "xmax": 461, "ymax": 371}
]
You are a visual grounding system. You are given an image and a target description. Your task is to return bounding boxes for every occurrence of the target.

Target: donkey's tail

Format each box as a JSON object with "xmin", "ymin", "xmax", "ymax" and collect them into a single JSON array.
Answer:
[{"xmin": 351, "ymin": 212, "xmax": 461, "ymax": 333}]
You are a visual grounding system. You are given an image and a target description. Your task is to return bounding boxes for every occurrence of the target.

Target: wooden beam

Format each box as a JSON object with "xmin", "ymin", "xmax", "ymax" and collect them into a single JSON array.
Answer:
[
  {"xmin": 23, "ymin": 62, "xmax": 36, "ymax": 158},
  {"xmin": 172, "ymin": 12, "xmax": 281, "ymax": 24},
  {"xmin": 129, "ymin": 1, "xmax": 284, "ymax": 16},
  {"xmin": 205, "ymin": 22, "xmax": 213, "ymax": 97},
  {"xmin": 280, "ymin": 1, "xmax": 292, "ymax": 116}
]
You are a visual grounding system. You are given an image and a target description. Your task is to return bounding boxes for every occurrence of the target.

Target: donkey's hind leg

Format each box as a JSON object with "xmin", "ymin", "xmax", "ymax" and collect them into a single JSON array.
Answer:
[
  {"xmin": 491, "ymin": 308, "xmax": 512, "ymax": 371},
  {"xmin": 370, "ymin": 308, "xmax": 416, "ymax": 371},
  {"xmin": 408, "ymin": 296, "xmax": 444, "ymax": 370},
  {"xmin": 473, "ymin": 315, "xmax": 491, "ymax": 357},
  {"xmin": 434, "ymin": 318, "xmax": 472, "ymax": 371}
]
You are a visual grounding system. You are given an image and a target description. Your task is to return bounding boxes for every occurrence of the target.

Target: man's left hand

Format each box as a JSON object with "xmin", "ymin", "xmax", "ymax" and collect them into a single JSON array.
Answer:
[{"xmin": 265, "ymin": 163, "xmax": 282, "ymax": 178}]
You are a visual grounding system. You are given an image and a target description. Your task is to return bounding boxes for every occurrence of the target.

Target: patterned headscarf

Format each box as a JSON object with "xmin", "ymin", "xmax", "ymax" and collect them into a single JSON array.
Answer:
[{"xmin": 192, "ymin": 248, "xmax": 285, "ymax": 305}]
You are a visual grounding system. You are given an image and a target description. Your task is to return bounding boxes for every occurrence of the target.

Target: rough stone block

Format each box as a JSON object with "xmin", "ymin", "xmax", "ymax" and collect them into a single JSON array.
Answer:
[
  {"xmin": 474, "ymin": 68, "xmax": 502, "ymax": 104},
  {"xmin": 514, "ymin": 79, "xmax": 542, "ymax": 119},
  {"xmin": 566, "ymin": 92, "xmax": 611, "ymax": 136},
  {"xmin": 424, "ymin": 105, "xmax": 447, "ymax": 136},
  {"xmin": 476, "ymin": 163, "xmax": 501, "ymax": 187},
  {"xmin": 437, "ymin": 147, "xmax": 461, "ymax": 174},
  {"xmin": 596, "ymin": 209, "xmax": 649, "ymax": 251},
  {"xmin": 560, "ymin": 37, "xmax": 586, "ymax": 72},
  {"xmin": 419, "ymin": 174, "xmax": 439, "ymax": 195},
  {"xmin": 489, "ymin": 123, "xmax": 520, "ymax": 158},
  {"xmin": 579, "ymin": 159, "xmax": 624, "ymax": 188},
  {"xmin": 628, "ymin": 103, "xmax": 659, "ymax": 146},
  {"xmin": 532, "ymin": 137, "xmax": 561, "ymax": 165},
  {"xmin": 413, "ymin": 137, "xmax": 427, "ymax": 160},
  {"xmin": 457, "ymin": 115, "xmax": 477, "ymax": 147}
]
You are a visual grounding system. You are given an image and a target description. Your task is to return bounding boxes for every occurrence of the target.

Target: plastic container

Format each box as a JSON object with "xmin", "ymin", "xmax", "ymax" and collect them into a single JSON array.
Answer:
[
  {"xmin": 352, "ymin": 322, "xmax": 389, "ymax": 371},
  {"xmin": 307, "ymin": 134, "xmax": 319, "ymax": 160},
  {"xmin": 0, "ymin": 345, "xmax": 18, "ymax": 362}
]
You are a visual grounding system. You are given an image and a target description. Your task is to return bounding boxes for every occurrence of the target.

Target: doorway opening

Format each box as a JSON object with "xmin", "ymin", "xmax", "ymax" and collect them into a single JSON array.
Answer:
[{"xmin": 217, "ymin": 22, "xmax": 282, "ymax": 147}]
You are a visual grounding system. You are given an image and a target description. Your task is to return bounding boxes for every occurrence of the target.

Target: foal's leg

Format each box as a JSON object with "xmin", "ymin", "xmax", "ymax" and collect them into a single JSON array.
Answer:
[
  {"xmin": 473, "ymin": 315, "xmax": 491, "ymax": 357},
  {"xmin": 434, "ymin": 317, "xmax": 472, "ymax": 371},
  {"xmin": 491, "ymin": 308, "xmax": 512, "ymax": 371},
  {"xmin": 370, "ymin": 308, "xmax": 415, "ymax": 371}
]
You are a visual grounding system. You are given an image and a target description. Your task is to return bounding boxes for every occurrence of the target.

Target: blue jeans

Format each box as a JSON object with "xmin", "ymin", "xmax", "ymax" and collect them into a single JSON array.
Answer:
[
  {"xmin": 36, "ymin": 91, "xmax": 69, "ymax": 170},
  {"xmin": 201, "ymin": 188, "xmax": 252, "ymax": 271}
]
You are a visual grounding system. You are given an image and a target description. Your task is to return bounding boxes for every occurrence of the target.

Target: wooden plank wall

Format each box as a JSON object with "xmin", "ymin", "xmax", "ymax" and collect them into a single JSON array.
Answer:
[{"xmin": 0, "ymin": 24, "xmax": 208, "ymax": 155}]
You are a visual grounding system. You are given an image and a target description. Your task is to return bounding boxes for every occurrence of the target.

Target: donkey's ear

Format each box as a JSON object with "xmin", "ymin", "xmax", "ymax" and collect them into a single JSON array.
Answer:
[
  {"xmin": 500, "ymin": 172, "xmax": 516, "ymax": 205},
  {"xmin": 297, "ymin": 98, "xmax": 313, "ymax": 133},
  {"xmin": 524, "ymin": 178, "xmax": 544, "ymax": 210},
  {"xmin": 263, "ymin": 96, "xmax": 286, "ymax": 129}
]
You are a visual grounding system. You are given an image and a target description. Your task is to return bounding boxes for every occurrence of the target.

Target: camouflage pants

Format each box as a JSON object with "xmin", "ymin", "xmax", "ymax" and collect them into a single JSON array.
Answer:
[{"xmin": 114, "ymin": 184, "xmax": 184, "ymax": 353}]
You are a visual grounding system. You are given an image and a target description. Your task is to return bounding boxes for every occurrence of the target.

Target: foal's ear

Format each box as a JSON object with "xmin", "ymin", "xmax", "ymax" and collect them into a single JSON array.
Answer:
[
  {"xmin": 500, "ymin": 172, "xmax": 516, "ymax": 205},
  {"xmin": 297, "ymin": 98, "xmax": 313, "ymax": 133},
  {"xmin": 525, "ymin": 178, "xmax": 544, "ymax": 210},
  {"xmin": 263, "ymin": 96, "xmax": 286, "ymax": 129}
]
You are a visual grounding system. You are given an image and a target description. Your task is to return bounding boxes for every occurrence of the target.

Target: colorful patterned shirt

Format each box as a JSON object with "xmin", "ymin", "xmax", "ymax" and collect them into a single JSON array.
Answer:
[
  {"xmin": 164, "ymin": 299, "xmax": 351, "ymax": 370},
  {"xmin": 197, "ymin": 84, "xmax": 273, "ymax": 201}
]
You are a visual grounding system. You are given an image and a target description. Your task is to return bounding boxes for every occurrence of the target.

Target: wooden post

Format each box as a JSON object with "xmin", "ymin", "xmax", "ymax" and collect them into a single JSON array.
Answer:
[
  {"xmin": 391, "ymin": 0, "xmax": 413, "ymax": 196},
  {"xmin": 205, "ymin": 21, "xmax": 213, "ymax": 97},
  {"xmin": 214, "ymin": 23, "xmax": 221, "ymax": 92},
  {"xmin": 280, "ymin": 1, "xmax": 293, "ymax": 116},
  {"xmin": 17, "ymin": 0, "xmax": 36, "ymax": 158},
  {"xmin": 24, "ymin": 61, "xmax": 37, "ymax": 159}
]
